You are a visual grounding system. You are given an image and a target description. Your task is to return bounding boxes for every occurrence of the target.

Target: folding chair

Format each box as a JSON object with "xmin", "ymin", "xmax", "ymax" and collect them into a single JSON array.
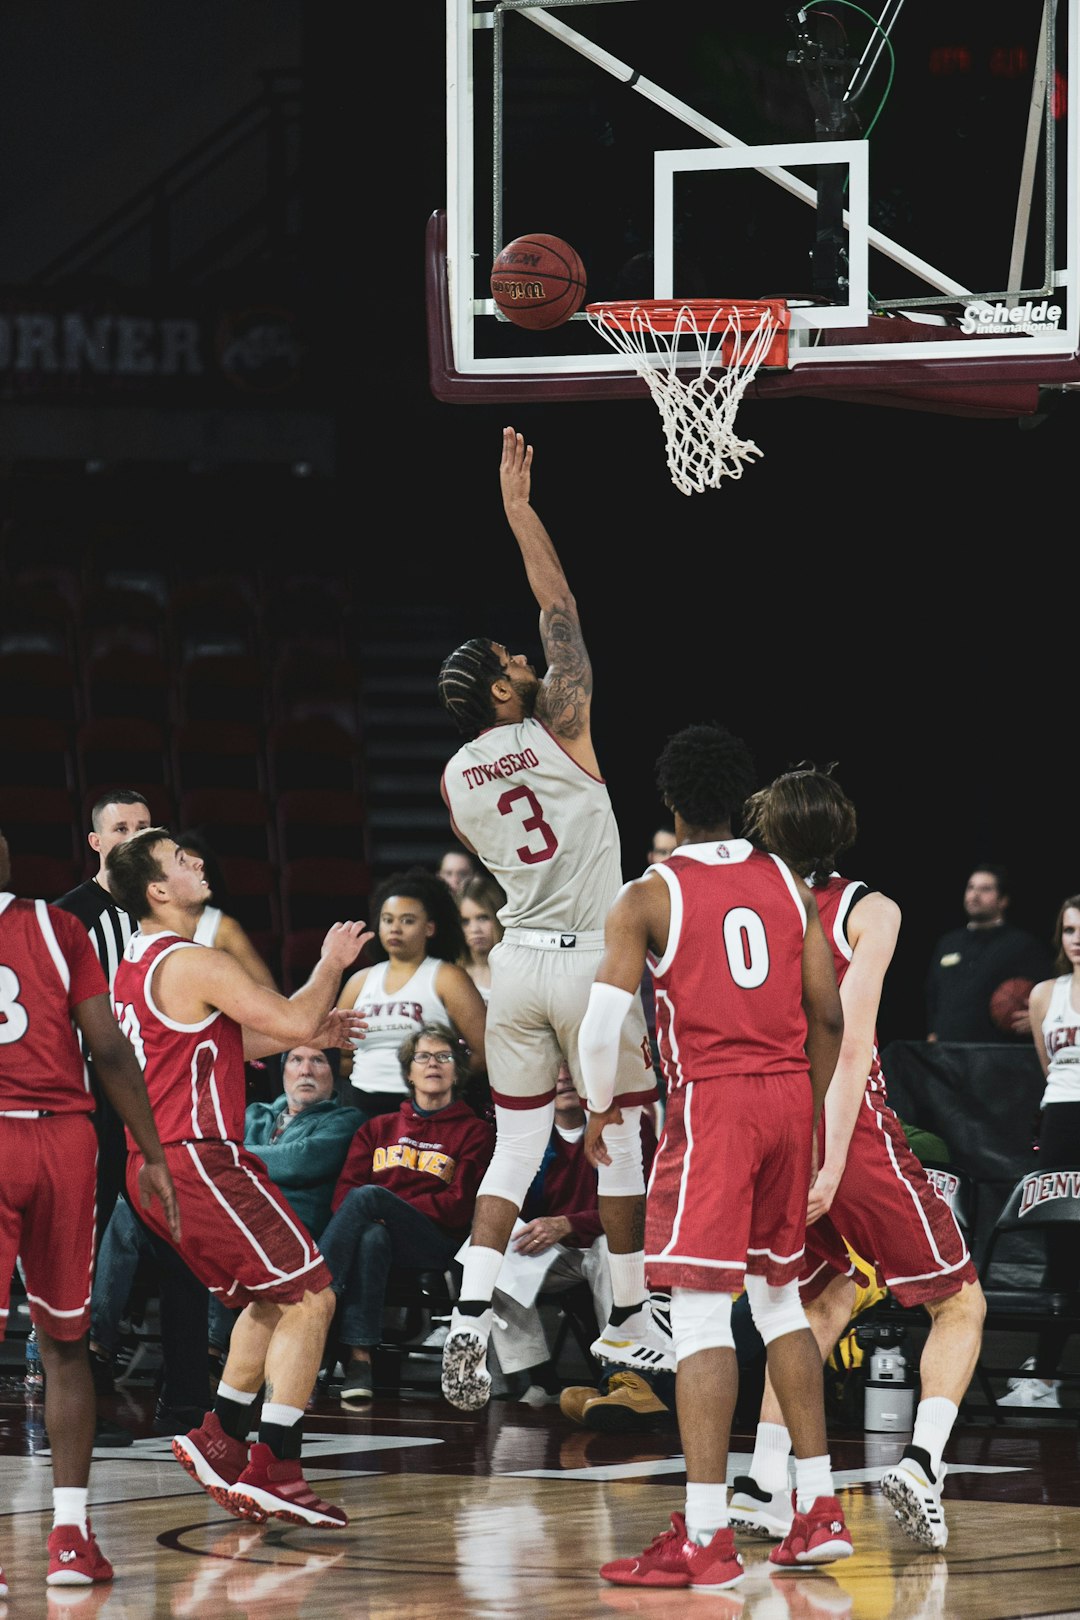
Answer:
[
  {"xmin": 969, "ymin": 1165, "xmax": 1080, "ymax": 1421},
  {"xmin": 0, "ymin": 717, "xmax": 76, "ymax": 793},
  {"xmin": 76, "ymin": 717, "xmax": 169, "ymax": 809},
  {"xmin": 171, "ymin": 718, "xmax": 266, "ymax": 797},
  {"xmin": 280, "ymin": 857, "xmax": 372, "ymax": 936},
  {"xmin": 177, "ymin": 787, "xmax": 275, "ymax": 863},
  {"xmin": 266, "ymin": 716, "xmax": 361, "ymax": 794},
  {"xmin": 0, "ymin": 785, "xmax": 81, "ymax": 866},
  {"xmin": 276, "ymin": 788, "xmax": 369, "ymax": 864}
]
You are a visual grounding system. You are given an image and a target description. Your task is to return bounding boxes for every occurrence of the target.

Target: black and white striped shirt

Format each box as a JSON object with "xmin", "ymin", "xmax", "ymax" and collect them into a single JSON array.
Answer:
[{"xmin": 52, "ymin": 877, "xmax": 138, "ymax": 994}]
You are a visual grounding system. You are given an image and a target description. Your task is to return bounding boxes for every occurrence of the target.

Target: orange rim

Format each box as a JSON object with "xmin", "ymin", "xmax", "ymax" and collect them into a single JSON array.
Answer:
[{"xmin": 585, "ymin": 298, "xmax": 790, "ymax": 334}]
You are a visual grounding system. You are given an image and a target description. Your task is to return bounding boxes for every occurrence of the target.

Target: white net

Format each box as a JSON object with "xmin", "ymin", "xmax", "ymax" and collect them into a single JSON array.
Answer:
[{"xmin": 586, "ymin": 301, "xmax": 785, "ymax": 496}]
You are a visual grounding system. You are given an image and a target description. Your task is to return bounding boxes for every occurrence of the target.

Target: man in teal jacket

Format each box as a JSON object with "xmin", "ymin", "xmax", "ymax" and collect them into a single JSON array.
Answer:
[{"xmin": 208, "ymin": 1047, "xmax": 364, "ymax": 1359}]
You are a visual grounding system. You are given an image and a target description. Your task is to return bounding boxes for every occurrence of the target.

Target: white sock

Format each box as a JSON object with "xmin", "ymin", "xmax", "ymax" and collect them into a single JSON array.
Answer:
[
  {"xmin": 606, "ymin": 1250, "xmax": 646, "ymax": 1309},
  {"xmin": 53, "ymin": 1486, "xmax": 89, "ymax": 1537},
  {"xmin": 459, "ymin": 1244, "xmax": 506, "ymax": 1304},
  {"xmin": 911, "ymin": 1396, "xmax": 958, "ymax": 1477},
  {"xmin": 750, "ymin": 1421, "xmax": 792, "ymax": 1494},
  {"xmin": 794, "ymin": 1454, "xmax": 834, "ymax": 1513},
  {"xmin": 685, "ymin": 1480, "xmax": 728, "ymax": 1545},
  {"xmin": 260, "ymin": 1402, "xmax": 304, "ymax": 1428},
  {"xmin": 217, "ymin": 1381, "xmax": 257, "ymax": 1406}
]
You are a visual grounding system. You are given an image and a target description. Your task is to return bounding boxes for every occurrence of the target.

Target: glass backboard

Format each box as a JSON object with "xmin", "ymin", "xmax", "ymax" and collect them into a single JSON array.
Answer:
[{"xmin": 431, "ymin": 0, "xmax": 1079, "ymax": 410}]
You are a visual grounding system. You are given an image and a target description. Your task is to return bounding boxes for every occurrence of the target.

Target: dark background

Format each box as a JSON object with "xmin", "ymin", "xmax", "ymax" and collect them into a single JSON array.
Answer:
[{"xmin": 1, "ymin": 4, "xmax": 1074, "ymax": 1049}]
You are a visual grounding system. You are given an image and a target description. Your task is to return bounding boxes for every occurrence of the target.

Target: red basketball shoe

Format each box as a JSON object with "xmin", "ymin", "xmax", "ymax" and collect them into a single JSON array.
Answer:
[
  {"xmin": 770, "ymin": 1496, "xmax": 853, "ymax": 1567},
  {"xmin": 46, "ymin": 1524, "xmax": 114, "ymax": 1586},
  {"xmin": 223, "ymin": 1442, "xmax": 348, "ymax": 1528},
  {"xmin": 601, "ymin": 1513, "xmax": 744, "ymax": 1589},
  {"xmin": 172, "ymin": 1410, "xmax": 250, "ymax": 1509}
]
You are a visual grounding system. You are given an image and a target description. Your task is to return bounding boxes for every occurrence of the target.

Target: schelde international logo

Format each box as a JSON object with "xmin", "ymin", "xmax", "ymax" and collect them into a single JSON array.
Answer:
[
  {"xmin": 1019, "ymin": 1168, "xmax": 1080, "ymax": 1215},
  {"xmin": 960, "ymin": 298, "xmax": 1062, "ymax": 337}
]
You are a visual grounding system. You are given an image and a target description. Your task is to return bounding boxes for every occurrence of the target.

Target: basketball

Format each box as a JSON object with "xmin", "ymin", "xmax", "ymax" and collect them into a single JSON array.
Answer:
[
  {"xmin": 490, "ymin": 234, "xmax": 587, "ymax": 330},
  {"xmin": 989, "ymin": 977, "xmax": 1036, "ymax": 1035}
]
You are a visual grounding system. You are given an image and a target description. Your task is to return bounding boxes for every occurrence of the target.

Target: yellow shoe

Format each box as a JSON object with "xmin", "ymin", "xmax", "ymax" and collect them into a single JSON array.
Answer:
[
  {"xmin": 559, "ymin": 1383, "xmax": 601, "ymax": 1425},
  {"xmin": 583, "ymin": 1370, "xmax": 670, "ymax": 1433}
]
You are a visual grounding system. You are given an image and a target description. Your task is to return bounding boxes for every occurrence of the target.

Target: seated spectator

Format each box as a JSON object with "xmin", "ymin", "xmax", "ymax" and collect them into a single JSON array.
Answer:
[
  {"xmin": 206, "ymin": 1045, "xmax": 365, "ymax": 1362},
  {"xmin": 486, "ymin": 1060, "xmax": 662, "ymax": 1415},
  {"xmin": 318, "ymin": 1023, "xmax": 496, "ymax": 1404}
]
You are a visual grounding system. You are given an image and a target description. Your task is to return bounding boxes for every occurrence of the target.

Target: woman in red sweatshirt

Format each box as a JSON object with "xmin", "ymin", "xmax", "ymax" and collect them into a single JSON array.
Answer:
[{"xmin": 318, "ymin": 1022, "xmax": 495, "ymax": 1401}]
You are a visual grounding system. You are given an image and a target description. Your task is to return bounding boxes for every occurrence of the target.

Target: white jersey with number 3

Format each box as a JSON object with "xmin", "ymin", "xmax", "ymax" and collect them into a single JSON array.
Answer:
[{"xmin": 442, "ymin": 717, "xmax": 624, "ymax": 932}]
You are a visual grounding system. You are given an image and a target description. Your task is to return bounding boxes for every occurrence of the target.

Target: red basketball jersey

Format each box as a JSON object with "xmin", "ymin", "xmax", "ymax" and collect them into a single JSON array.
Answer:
[
  {"xmin": 648, "ymin": 839, "xmax": 810, "ymax": 1089},
  {"xmin": 0, "ymin": 895, "xmax": 106, "ymax": 1112},
  {"xmin": 810, "ymin": 874, "xmax": 886, "ymax": 1096},
  {"xmin": 113, "ymin": 931, "xmax": 247, "ymax": 1147}
]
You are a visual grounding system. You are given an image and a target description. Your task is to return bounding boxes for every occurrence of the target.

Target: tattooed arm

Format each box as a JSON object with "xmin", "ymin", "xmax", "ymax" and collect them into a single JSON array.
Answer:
[{"xmin": 499, "ymin": 425, "xmax": 599, "ymax": 773}]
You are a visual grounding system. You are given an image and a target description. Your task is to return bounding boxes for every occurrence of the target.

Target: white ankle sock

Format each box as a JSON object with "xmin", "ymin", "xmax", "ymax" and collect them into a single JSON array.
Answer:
[
  {"xmin": 911, "ymin": 1396, "xmax": 958, "ymax": 1476},
  {"xmin": 794, "ymin": 1454, "xmax": 834, "ymax": 1513},
  {"xmin": 750, "ymin": 1421, "xmax": 791, "ymax": 1493},
  {"xmin": 685, "ymin": 1481, "xmax": 728, "ymax": 1544},
  {"xmin": 606, "ymin": 1250, "xmax": 646, "ymax": 1309},
  {"xmin": 459, "ymin": 1244, "xmax": 505, "ymax": 1303},
  {"xmin": 53, "ymin": 1486, "xmax": 88, "ymax": 1536}
]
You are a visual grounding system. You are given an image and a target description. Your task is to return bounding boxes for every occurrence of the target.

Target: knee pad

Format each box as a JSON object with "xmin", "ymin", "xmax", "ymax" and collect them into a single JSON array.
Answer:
[
  {"xmin": 744, "ymin": 1274, "xmax": 810, "ymax": 1346},
  {"xmin": 596, "ymin": 1106, "xmax": 646, "ymax": 1198},
  {"xmin": 670, "ymin": 1286, "xmax": 735, "ymax": 1360},
  {"xmin": 478, "ymin": 1101, "xmax": 555, "ymax": 1206}
]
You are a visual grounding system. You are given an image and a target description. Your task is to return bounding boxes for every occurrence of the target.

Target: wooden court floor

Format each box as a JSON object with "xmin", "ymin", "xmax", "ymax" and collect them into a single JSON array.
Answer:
[{"xmin": 1, "ymin": 1370, "xmax": 1079, "ymax": 1620}]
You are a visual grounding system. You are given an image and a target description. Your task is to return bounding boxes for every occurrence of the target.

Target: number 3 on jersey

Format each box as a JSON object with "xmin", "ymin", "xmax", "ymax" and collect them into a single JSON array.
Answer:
[
  {"xmin": 0, "ymin": 964, "xmax": 30, "ymax": 1043},
  {"xmin": 498, "ymin": 784, "xmax": 559, "ymax": 865}
]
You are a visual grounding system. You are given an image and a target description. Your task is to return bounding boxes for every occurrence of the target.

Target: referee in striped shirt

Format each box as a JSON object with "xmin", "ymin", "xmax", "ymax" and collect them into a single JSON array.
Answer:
[{"xmin": 55, "ymin": 790, "xmax": 153, "ymax": 1234}]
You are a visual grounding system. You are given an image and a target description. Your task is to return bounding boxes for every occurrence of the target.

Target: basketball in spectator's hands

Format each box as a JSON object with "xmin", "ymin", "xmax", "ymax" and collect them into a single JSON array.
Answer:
[{"xmin": 989, "ymin": 976, "xmax": 1036, "ymax": 1035}]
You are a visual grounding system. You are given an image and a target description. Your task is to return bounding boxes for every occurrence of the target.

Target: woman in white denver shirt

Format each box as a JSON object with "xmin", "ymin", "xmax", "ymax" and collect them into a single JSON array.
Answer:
[
  {"xmin": 337, "ymin": 866, "xmax": 487, "ymax": 1119},
  {"xmin": 999, "ymin": 892, "xmax": 1080, "ymax": 1410}
]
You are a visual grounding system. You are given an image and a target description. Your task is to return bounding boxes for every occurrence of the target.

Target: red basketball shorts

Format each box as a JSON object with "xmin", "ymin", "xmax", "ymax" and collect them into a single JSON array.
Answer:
[
  {"xmin": 645, "ymin": 1072, "xmax": 813, "ymax": 1293},
  {"xmin": 127, "ymin": 1140, "xmax": 332, "ymax": 1308},
  {"xmin": 801, "ymin": 1091, "xmax": 977, "ymax": 1307},
  {"xmin": 0, "ymin": 1112, "xmax": 97, "ymax": 1341}
]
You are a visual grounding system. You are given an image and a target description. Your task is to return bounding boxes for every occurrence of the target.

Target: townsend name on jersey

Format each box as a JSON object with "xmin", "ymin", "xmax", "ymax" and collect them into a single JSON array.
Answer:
[
  {"xmin": 1020, "ymin": 1168, "xmax": 1080, "ymax": 1215},
  {"xmin": 459, "ymin": 747, "xmax": 540, "ymax": 790}
]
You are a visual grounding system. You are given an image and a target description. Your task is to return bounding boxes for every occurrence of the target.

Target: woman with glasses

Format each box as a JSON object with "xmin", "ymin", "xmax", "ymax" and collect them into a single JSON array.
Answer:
[{"xmin": 317, "ymin": 1023, "xmax": 496, "ymax": 1403}]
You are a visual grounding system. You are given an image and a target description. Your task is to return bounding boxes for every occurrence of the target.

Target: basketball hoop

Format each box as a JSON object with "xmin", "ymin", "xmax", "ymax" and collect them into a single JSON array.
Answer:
[{"xmin": 584, "ymin": 299, "xmax": 791, "ymax": 496}]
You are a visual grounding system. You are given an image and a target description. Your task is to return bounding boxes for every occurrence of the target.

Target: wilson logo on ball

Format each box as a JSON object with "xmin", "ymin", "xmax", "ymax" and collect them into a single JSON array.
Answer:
[{"xmin": 490, "ymin": 234, "xmax": 587, "ymax": 331}]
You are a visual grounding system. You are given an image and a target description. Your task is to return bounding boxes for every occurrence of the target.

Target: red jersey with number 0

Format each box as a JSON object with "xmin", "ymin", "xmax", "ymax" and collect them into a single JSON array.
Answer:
[
  {"xmin": 0, "ymin": 894, "xmax": 106, "ymax": 1111},
  {"xmin": 113, "ymin": 930, "xmax": 247, "ymax": 1147},
  {"xmin": 648, "ymin": 840, "xmax": 810, "ymax": 1089}
]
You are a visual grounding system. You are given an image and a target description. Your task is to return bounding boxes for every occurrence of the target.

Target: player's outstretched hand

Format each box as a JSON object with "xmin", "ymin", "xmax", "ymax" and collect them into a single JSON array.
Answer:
[
  {"xmin": 137, "ymin": 1158, "xmax": 182, "ymax": 1243},
  {"xmin": 584, "ymin": 1102, "xmax": 624, "ymax": 1169},
  {"xmin": 320, "ymin": 920, "xmax": 374, "ymax": 970},
  {"xmin": 313, "ymin": 1007, "xmax": 368, "ymax": 1050},
  {"xmin": 500, "ymin": 424, "xmax": 533, "ymax": 509}
]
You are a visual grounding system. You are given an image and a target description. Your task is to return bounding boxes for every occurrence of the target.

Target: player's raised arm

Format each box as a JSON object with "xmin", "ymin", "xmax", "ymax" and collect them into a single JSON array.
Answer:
[{"xmin": 500, "ymin": 425, "xmax": 594, "ymax": 749}]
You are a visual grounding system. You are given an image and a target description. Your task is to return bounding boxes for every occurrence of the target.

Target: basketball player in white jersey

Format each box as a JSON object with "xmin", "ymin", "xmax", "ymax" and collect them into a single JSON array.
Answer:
[{"xmin": 435, "ymin": 426, "xmax": 668, "ymax": 1411}]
